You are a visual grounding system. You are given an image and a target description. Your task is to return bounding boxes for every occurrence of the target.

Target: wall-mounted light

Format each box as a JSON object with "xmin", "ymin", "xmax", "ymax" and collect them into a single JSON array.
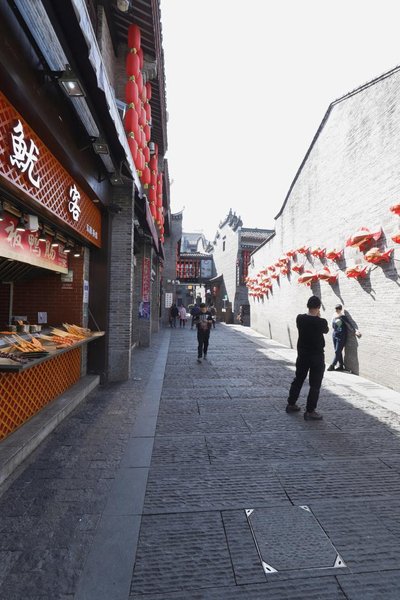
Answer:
[
  {"xmin": 63, "ymin": 240, "xmax": 73, "ymax": 253},
  {"xmin": 92, "ymin": 138, "xmax": 110, "ymax": 155},
  {"xmin": 109, "ymin": 174, "xmax": 124, "ymax": 186},
  {"xmin": 38, "ymin": 225, "xmax": 47, "ymax": 242},
  {"xmin": 58, "ymin": 65, "xmax": 85, "ymax": 97},
  {"xmin": 51, "ymin": 235, "xmax": 59, "ymax": 248},
  {"xmin": 0, "ymin": 201, "xmax": 4, "ymax": 222},
  {"xmin": 16, "ymin": 216, "xmax": 26, "ymax": 231},
  {"xmin": 73, "ymin": 247, "xmax": 81, "ymax": 258},
  {"xmin": 117, "ymin": 0, "xmax": 130, "ymax": 12}
]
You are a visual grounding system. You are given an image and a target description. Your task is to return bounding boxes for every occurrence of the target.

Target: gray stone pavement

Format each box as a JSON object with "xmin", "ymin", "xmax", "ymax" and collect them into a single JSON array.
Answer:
[{"xmin": 2, "ymin": 324, "xmax": 400, "ymax": 598}]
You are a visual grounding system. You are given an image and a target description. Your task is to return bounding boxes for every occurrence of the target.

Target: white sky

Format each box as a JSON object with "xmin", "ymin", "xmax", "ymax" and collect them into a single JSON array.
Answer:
[{"xmin": 160, "ymin": 0, "xmax": 400, "ymax": 241}]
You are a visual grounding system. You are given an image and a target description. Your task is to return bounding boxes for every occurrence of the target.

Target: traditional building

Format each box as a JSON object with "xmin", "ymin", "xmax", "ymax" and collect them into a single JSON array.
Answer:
[
  {"xmin": 210, "ymin": 210, "xmax": 273, "ymax": 323},
  {"xmin": 249, "ymin": 67, "xmax": 400, "ymax": 390}
]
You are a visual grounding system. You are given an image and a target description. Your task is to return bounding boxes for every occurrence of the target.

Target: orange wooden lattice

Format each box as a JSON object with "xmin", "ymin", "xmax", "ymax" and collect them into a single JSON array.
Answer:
[{"xmin": 0, "ymin": 348, "xmax": 81, "ymax": 441}]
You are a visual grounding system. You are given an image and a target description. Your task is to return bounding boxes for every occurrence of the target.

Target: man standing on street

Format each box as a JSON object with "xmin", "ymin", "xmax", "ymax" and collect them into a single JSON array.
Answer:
[
  {"xmin": 193, "ymin": 303, "xmax": 213, "ymax": 363},
  {"xmin": 327, "ymin": 304, "xmax": 362, "ymax": 371},
  {"xmin": 286, "ymin": 295, "xmax": 329, "ymax": 421}
]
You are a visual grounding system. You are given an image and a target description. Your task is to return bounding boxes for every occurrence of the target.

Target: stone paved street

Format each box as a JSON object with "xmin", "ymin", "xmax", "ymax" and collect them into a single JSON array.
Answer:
[{"xmin": 2, "ymin": 324, "xmax": 400, "ymax": 598}]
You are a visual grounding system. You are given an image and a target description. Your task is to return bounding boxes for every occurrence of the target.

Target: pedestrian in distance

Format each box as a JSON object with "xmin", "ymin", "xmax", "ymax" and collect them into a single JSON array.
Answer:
[
  {"xmin": 190, "ymin": 304, "xmax": 201, "ymax": 330},
  {"xmin": 178, "ymin": 305, "xmax": 187, "ymax": 328},
  {"xmin": 327, "ymin": 304, "xmax": 362, "ymax": 372},
  {"xmin": 169, "ymin": 303, "xmax": 179, "ymax": 328},
  {"xmin": 209, "ymin": 304, "xmax": 216, "ymax": 328},
  {"xmin": 193, "ymin": 302, "xmax": 213, "ymax": 362},
  {"xmin": 286, "ymin": 295, "xmax": 329, "ymax": 421}
]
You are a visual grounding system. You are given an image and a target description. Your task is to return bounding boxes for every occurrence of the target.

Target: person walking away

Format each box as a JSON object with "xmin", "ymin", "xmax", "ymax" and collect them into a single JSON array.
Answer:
[
  {"xmin": 178, "ymin": 305, "xmax": 187, "ymax": 328},
  {"xmin": 209, "ymin": 304, "xmax": 216, "ymax": 328},
  {"xmin": 286, "ymin": 295, "xmax": 329, "ymax": 421},
  {"xmin": 169, "ymin": 303, "xmax": 179, "ymax": 328},
  {"xmin": 327, "ymin": 304, "xmax": 362, "ymax": 371},
  {"xmin": 190, "ymin": 304, "xmax": 201, "ymax": 330},
  {"xmin": 193, "ymin": 302, "xmax": 213, "ymax": 362}
]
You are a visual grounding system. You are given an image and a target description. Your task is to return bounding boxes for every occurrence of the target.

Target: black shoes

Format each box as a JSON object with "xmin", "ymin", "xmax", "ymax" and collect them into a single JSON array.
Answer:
[
  {"xmin": 197, "ymin": 358, "xmax": 202, "ymax": 363},
  {"xmin": 286, "ymin": 404, "xmax": 301, "ymax": 413},
  {"xmin": 304, "ymin": 411, "xmax": 323, "ymax": 421},
  {"xmin": 327, "ymin": 364, "xmax": 335, "ymax": 371}
]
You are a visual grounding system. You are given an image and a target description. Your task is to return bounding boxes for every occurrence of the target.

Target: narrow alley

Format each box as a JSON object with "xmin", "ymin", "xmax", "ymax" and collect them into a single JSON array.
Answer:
[{"xmin": 2, "ymin": 324, "xmax": 400, "ymax": 599}]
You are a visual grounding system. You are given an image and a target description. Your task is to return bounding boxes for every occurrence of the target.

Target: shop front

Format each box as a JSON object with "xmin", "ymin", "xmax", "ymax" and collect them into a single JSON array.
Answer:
[{"xmin": 0, "ymin": 91, "xmax": 103, "ymax": 441}]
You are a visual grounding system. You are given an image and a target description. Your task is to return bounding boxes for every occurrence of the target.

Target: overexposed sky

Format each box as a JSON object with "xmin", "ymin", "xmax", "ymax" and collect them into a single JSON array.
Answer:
[{"xmin": 160, "ymin": 0, "xmax": 400, "ymax": 241}]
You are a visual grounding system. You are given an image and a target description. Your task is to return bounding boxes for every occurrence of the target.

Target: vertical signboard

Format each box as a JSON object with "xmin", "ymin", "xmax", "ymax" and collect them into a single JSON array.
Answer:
[{"xmin": 139, "ymin": 256, "xmax": 151, "ymax": 319}]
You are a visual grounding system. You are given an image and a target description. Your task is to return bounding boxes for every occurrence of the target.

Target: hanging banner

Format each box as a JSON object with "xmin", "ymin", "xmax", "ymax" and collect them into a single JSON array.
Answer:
[
  {"xmin": 0, "ymin": 214, "xmax": 68, "ymax": 273},
  {"xmin": 139, "ymin": 256, "xmax": 151, "ymax": 319}
]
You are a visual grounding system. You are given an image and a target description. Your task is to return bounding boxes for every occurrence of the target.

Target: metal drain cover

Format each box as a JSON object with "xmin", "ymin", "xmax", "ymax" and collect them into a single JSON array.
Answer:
[{"xmin": 245, "ymin": 506, "xmax": 346, "ymax": 574}]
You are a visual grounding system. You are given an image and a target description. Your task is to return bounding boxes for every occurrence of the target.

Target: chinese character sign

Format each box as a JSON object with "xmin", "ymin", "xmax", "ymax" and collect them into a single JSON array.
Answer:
[
  {"xmin": 68, "ymin": 184, "xmax": 81, "ymax": 221},
  {"xmin": 9, "ymin": 120, "xmax": 40, "ymax": 188},
  {"xmin": 142, "ymin": 257, "xmax": 151, "ymax": 304}
]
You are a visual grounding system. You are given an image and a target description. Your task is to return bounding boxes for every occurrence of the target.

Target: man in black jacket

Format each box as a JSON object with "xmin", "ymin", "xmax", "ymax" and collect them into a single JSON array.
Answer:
[
  {"xmin": 327, "ymin": 304, "xmax": 362, "ymax": 371},
  {"xmin": 193, "ymin": 303, "xmax": 213, "ymax": 363},
  {"xmin": 286, "ymin": 296, "xmax": 329, "ymax": 421}
]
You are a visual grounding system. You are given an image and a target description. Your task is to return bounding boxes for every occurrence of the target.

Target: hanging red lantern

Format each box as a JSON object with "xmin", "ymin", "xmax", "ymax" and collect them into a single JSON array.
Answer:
[
  {"xmin": 149, "ymin": 155, "xmax": 158, "ymax": 172},
  {"xmin": 141, "ymin": 84, "xmax": 147, "ymax": 104},
  {"xmin": 141, "ymin": 165, "xmax": 151, "ymax": 187},
  {"xmin": 149, "ymin": 185, "xmax": 157, "ymax": 203},
  {"xmin": 124, "ymin": 108, "xmax": 139, "ymax": 134},
  {"xmin": 126, "ymin": 52, "xmax": 140, "ymax": 78},
  {"xmin": 127, "ymin": 134, "xmax": 138, "ymax": 162},
  {"xmin": 128, "ymin": 24, "xmax": 141, "ymax": 51},
  {"xmin": 144, "ymin": 123, "xmax": 151, "ymax": 142},
  {"xmin": 145, "ymin": 82, "xmax": 152, "ymax": 101},
  {"xmin": 291, "ymin": 264, "xmax": 304, "ymax": 274},
  {"xmin": 125, "ymin": 79, "xmax": 139, "ymax": 105},
  {"xmin": 310, "ymin": 247, "xmax": 325, "ymax": 258},
  {"xmin": 297, "ymin": 246, "xmax": 309, "ymax": 255},
  {"xmin": 140, "ymin": 126, "xmax": 146, "ymax": 149},
  {"xmin": 143, "ymin": 145, "xmax": 150, "ymax": 163},
  {"xmin": 144, "ymin": 102, "xmax": 151, "ymax": 122},
  {"xmin": 139, "ymin": 107, "xmax": 147, "ymax": 127},
  {"xmin": 297, "ymin": 270, "xmax": 318, "ymax": 286},
  {"xmin": 138, "ymin": 47, "xmax": 144, "ymax": 69},
  {"xmin": 136, "ymin": 71, "xmax": 144, "ymax": 94},
  {"xmin": 317, "ymin": 267, "xmax": 338, "ymax": 284},
  {"xmin": 286, "ymin": 250, "xmax": 296, "ymax": 258}
]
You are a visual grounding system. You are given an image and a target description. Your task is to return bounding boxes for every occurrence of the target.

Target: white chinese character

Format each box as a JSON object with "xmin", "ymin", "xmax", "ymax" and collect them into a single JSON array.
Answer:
[
  {"xmin": 9, "ymin": 120, "xmax": 40, "ymax": 189},
  {"xmin": 5, "ymin": 221, "xmax": 23, "ymax": 249},
  {"xmin": 68, "ymin": 184, "xmax": 81, "ymax": 221}
]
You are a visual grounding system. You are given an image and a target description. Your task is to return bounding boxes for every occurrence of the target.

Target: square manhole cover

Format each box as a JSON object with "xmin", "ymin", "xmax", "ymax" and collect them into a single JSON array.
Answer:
[{"xmin": 245, "ymin": 506, "xmax": 345, "ymax": 574}]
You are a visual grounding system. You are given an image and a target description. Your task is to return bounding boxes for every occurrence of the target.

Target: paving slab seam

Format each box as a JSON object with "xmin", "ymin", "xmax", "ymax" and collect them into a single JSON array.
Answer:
[{"xmin": 74, "ymin": 330, "xmax": 171, "ymax": 600}]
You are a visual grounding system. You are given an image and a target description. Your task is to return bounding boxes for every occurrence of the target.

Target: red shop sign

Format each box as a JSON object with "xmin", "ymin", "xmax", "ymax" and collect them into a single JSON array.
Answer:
[
  {"xmin": 142, "ymin": 257, "xmax": 151, "ymax": 302},
  {"xmin": 0, "ymin": 214, "xmax": 68, "ymax": 274},
  {"xmin": 0, "ymin": 91, "xmax": 101, "ymax": 248}
]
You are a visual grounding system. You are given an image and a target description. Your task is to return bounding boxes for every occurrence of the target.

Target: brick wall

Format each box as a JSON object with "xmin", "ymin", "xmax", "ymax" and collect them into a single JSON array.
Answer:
[
  {"xmin": 107, "ymin": 184, "xmax": 135, "ymax": 381},
  {"xmin": 12, "ymin": 255, "xmax": 84, "ymax": 326},
  {"xmin": 250, "ymin": 69, "xmax": 400, "ymax": 391}
]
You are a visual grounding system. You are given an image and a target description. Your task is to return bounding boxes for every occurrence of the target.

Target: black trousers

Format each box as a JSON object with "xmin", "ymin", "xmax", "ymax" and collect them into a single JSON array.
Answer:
[
  {"xmin": 197, "ymin": 329, "xmax": 210, "ymax": 358},
  {"xmin": 332, "ymin": 336, "xmax": 345, "ymax": 368},
  {"xmin": 288, "ymin": 352, "xmax": 325, "ymax": 412}
]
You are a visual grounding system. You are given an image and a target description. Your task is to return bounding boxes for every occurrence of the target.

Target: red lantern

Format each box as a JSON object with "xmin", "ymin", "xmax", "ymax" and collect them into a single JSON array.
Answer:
[
  {"xmin": 144, "ymin": 102, "xmax": 151, "ymax": 122},
  {"xmin": 144, "ymin": 123, "xmax": 151, "ymax": 142},
  {"xmin": 124, "ymin": 108, "xmax": 139, "ymax": 134},
  {"xmin": 128, "ymin": 24, "xmax": 141, "ymax": 51},
  {"xmin": 291, "ymin": 264, "xmax": 304, "ymax": 274},
  {"xmin": 145, "ymin": 82, "xmax": 152, "ymax": 101},
  {"xmin": 150, "ymin": 155, "xmax": 158, "ymax": 171},
  {"xmin": 136, "ymin": 71, "xmax": 143, "ymax": 94},
  {"xmin": 125, "ymin": 79, "xmax": 139, "ymax": 105},
  {"xmin": 143, "ymin": 145, "xmax": 150, "ymax": 163},
  {"xmin": 297, "ymin": 270, "xmax": 318, "ymax": 286},
  {"xmin": 141, "ymin": 84, "xmax": 147, "ymax": 104},
  {"xmin": 140, "ymin": 126, "xmax": 146, "ymax": 149},
  {"xmin": 128, "ymin": 135, "xmax": 138, "ymax": 162},
  {"xmin": 141, "ymin": 165, "xmax": 151, "ymax": 186},
  {"xmin": 310, "ymin": 247, "xmax": 325, "ymax": 258},
  {"xmin": 139, "ymin": 107, "xmax": 147, "ymax": 127},
  {"xmin": 126, "ymin": 52, "xmax": 140, "ymax": 78},
  {"xmin": 317, "ymin": 267, "xmax": 338, "ymax": 284},
  {"xmin": 149, "ymin": 185, "xmax": 157, "ymax": 203},
  {"xmin": 325, "ymin": 249, "xmax": 343, "ymax": 261},
  {"xmin": 297, "ymin": 246, "xmax": 309, "ymax": 255},
  {"xmin": 345, "ymin": 265, "xmax": 368, "ymax": 279},
  {"xmin": 138, "ymin": 47, "xmax": 144, "ymax": 69}
]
